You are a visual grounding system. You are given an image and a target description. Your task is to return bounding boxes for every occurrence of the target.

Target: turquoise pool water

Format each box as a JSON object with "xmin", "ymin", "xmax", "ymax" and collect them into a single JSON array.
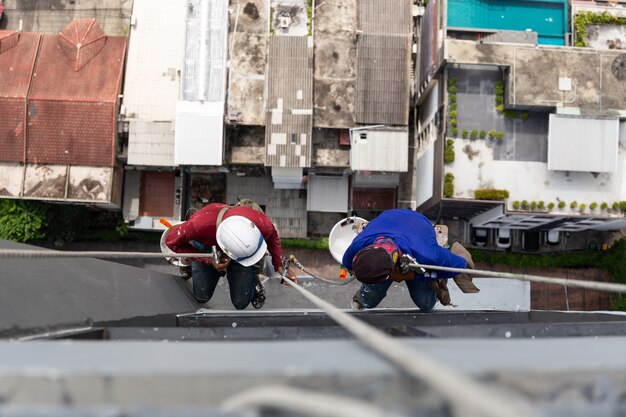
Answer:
[{"xmin": 447, "ymin": 0, "xmax": 568, "ymax": 45}]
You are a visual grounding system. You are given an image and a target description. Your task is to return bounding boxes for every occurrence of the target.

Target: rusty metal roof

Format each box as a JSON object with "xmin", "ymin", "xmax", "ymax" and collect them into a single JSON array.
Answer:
[{"xmin": 0, "ymin": 32, "xmax": 40, "ymax": 163}]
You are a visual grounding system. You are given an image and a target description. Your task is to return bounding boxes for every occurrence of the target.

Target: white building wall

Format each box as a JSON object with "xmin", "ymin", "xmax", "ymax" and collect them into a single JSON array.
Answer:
[
  {"xmin": 307, "ymin": 174, "xmax": 349, "ymax": 212},
  {"xmin": 415, "ymin": 142, "xmax": 435, "ymax": 207}
]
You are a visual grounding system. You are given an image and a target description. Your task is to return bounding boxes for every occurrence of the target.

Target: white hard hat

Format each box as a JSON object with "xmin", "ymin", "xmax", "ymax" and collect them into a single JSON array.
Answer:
[{"xmin": 216, "ymin": 215, "xmax": 268, "ymax": 267}]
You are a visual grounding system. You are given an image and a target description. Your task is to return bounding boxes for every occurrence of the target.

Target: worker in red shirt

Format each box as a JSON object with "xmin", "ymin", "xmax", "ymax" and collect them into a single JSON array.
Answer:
[{"xmin": 165, "ymin": 201, "xmax": 297, "ymax": 309}]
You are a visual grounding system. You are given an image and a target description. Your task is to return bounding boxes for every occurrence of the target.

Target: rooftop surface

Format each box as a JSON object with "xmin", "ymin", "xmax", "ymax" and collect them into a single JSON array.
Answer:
[{"xmin": 446, "ymin": 40, "xmax": 626, "ymax": 115}]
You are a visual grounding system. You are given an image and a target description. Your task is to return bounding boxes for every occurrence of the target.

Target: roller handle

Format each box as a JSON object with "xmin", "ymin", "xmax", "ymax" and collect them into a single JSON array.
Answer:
[{"xmin": 160, "ymin": 218, "xmax": 174, "ymax": 229}]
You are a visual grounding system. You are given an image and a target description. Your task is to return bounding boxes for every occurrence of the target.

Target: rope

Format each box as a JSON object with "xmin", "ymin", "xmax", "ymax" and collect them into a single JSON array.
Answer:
[
  {"xmin": 407, "ymin": 262, "xmax": 626, "ymax": 294},
  {"xmin": 220, "ymin": 385, "xmax": 406, "ymax": 417},
  {"xmin": 288, "ymin": 255, "xmax": 356, "ymax": 285},
  {"xmin": 0, "ymin": 249, "xmax": 623, "ymax": 294},
  {"xmin": 0, "ymin": 250, "xmax": 215, "ymax": 259},
  {"xmin": 278, "ymin": 277, "xmax": 539, "ymax": 417}
]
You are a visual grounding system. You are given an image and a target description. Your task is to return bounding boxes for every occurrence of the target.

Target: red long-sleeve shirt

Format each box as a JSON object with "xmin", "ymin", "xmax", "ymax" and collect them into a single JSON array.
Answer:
[{"xmin": 165, "ymin": 203, "xmax": 283, "ymax": 271}]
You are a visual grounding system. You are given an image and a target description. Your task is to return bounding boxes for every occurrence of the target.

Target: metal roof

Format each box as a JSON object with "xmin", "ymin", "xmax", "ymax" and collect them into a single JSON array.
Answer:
[
  {"xmin": 265, "ymin": 36, "xmax": 313, "ymax": 168},
  {"xmin": 547, "ymin": 115, "xmax": 619, "ymax": 173},
  {"xmin": 350, "ymin": 128, "xmax": 409, "ymax": 172},
  {"xmin": 359, "ymin": 0, "xmax": 412, "ymax": 34},
  {"xmin": 181, "ymin": 0, "xmax": 228, "ymax": 102},
  {"xmin": 356, "ymin": 0, "xmax": 411, "ymax": 126}
]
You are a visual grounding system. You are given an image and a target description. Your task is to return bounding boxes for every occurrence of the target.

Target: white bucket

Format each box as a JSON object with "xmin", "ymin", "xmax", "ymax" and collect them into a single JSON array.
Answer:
[
  {"xmin": 160, "ymin": 225, "xmax": 191, "ymax": 267},
  {"xmin": 328, "ymin": 217, "xmax": 368, "ymax": 264}
]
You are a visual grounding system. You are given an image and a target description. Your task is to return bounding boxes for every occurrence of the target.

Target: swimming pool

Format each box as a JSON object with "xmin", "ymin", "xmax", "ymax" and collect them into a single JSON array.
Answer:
[{"xmin": 447, "ymin": 0, "xmax": 568, "ymax": 45}]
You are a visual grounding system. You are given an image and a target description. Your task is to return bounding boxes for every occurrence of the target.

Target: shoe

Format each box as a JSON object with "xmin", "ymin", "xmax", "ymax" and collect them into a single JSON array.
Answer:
[
  {"xmin": 179, "ymin": 265, "xmax": 192, "ymax": 280},
  {"xmin": 351, "ymin": 290, "xmax": 365, "ymax": 311},
  {"xmin": 428, "ymin": 279, "xmax": 451, "ymax": 306},
  {"xmin": 251, "ymin": 283, "xmax": 266, "ymax": 309}
]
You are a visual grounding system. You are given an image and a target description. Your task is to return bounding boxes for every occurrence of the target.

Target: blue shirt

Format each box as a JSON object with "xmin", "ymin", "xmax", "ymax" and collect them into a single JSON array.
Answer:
[{"xmin": 342, "ymin": 209, "xmax": 466, "ymax": 279}]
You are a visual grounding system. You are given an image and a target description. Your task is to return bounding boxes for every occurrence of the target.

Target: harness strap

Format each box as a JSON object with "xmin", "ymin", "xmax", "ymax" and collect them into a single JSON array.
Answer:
[{"xmin": 216, "ymin": 206, "xmax": 231, "ymax": 228}]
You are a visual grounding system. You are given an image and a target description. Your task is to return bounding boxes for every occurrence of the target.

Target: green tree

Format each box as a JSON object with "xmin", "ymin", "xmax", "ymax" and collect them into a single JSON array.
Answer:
[{"xmin": 0, "ymin": 200, "xmax": 48, "ymax": 242}]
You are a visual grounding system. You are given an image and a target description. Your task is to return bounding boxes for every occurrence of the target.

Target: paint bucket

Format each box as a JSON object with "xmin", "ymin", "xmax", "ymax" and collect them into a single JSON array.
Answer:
[
  {"xmin": 160, "ymin": 226, "xmax": 191, "ymax": 267},
  {"xmin": 328, "ymin": 217, "xmax": 368, "ymax": 264}
]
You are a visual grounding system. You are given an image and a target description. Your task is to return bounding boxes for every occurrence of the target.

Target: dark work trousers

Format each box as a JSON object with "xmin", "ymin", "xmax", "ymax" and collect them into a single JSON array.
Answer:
[
  {"xmin": 191, "ymin": 261, "xmax": 260, "ymax": 309},
  {"xmin": 357, "ymin": 277, "xmax": 437, "ymax": 311}
]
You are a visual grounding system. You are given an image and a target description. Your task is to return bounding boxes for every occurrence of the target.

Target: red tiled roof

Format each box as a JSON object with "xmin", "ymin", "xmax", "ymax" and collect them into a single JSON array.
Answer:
[
  {"xmin": 30, "ymin": 32, "xmax": 125, "ymax": 102},
  {"xmin": 0, "ymin": 32, "xmax": 40, "ymax": 162},
  {"xmin": 27, "ymin": 100, "xmax": 116, "ymax": 166},
  {"xmin": 26, "ymin": 20, "xmax": 126, "ymax": 167},
  {"xmin": 0, "ymin": 31, "xmax": 19, "ymax": 54},
  {"xmin": 58, "ymin": 19, "xmax": 107, "ymax": 71},
  {"xmin": 0, "ymin": 32, "xmax": 40, "ymax": 98}
]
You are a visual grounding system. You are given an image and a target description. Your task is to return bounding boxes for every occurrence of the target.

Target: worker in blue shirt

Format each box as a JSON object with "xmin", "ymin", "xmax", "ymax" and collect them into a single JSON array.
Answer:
[{"xmin": 342, "ymin": 209, "xmax": 479, "ymax": 311}]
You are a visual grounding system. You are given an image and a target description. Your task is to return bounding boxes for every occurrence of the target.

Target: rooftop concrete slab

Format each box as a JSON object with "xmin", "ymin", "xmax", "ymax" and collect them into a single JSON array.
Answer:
[
  {"xmin": 227, "ymin": 0, "xmax": 268, "ymax": 125},
  {"xmin": 313, "ymin": 0, "xmax": 357, "ymax": 128},
  {"xmin": 446, "ymin": 39, "xmax": 626, "ymax": 115}
]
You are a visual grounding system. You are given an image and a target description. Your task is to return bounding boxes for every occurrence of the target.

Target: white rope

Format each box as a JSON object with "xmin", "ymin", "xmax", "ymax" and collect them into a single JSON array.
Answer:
[
  {"xmin": 278, "ymin": 277, "xmax": 540, "ymax": 417},
  {"xmin": 220, "ymin": 385, "xmax": 406, "ymax": 417},
  {"xmin": 0, "ymin": 249, "xmax": 214, "ymax": 259},
  {"xmin": 408, "ymin": 262, "xmax": 626, "ymax": 294},
  {"xmin": 0, "ymin": 249, "xmax": 623, "ymax": 294}
]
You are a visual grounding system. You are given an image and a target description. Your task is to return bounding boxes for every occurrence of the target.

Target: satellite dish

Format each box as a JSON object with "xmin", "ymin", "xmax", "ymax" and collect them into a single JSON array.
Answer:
[{"xmin": 611, "ymin": 54, "xmax": 626, "ymax": 80}]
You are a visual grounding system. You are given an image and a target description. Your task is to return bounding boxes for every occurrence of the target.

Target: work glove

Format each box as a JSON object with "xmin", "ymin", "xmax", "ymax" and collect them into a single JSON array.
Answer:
[
  {"xmin": 428, "ymin": 279, "xmax": 451, "ymax": 306},
  {"xmin": 450, "ymin": 242, "xmax": 480, "ymax": 293}
]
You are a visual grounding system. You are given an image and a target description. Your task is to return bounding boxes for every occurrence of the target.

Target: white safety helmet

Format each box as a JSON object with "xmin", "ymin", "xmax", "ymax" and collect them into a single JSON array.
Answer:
[{"xmin": 216, "ymin": 216, "xmax": 268, "ymax": 267}]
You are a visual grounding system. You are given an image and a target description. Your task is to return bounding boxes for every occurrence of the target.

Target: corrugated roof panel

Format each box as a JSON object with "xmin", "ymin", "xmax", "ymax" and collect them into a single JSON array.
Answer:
[
  {"xmin": 350, "ymin": 128, "xmax": 409, "ymax": 172},
  {"xmin": 181, "ymin": 0, "xmax": 228, "ymax": 102},
  {"xmin": 356, "ymin": 0, "xmax": 411, "ymax": 126},
  {"xmin": 265, "ymin": 36, "xmax": 313, "ymax": 168},
  {"xmin": 123, "ymin": 0, "xmax": 186, "ymax": 121},
  {"xmin": 356, "ymin": 34, "xmax": 410, "ymax": 125},
  {"xmin": 359, "ymin": 0, "xmax": 411, "ymax": 34},
  {"xmin": 548, "ymin": 115, "xmax": 619, "ymax": 173},
  {"xmin": 174, "ymin": 101, "xmax": 223, "ymax": 166},
  {"xmin": 307, "ymin": 174, "xmax": 349, "ymax": 212},
  {"xmin": 127, "ymin": 121, "xmax": 175, "ymax": 167}
]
